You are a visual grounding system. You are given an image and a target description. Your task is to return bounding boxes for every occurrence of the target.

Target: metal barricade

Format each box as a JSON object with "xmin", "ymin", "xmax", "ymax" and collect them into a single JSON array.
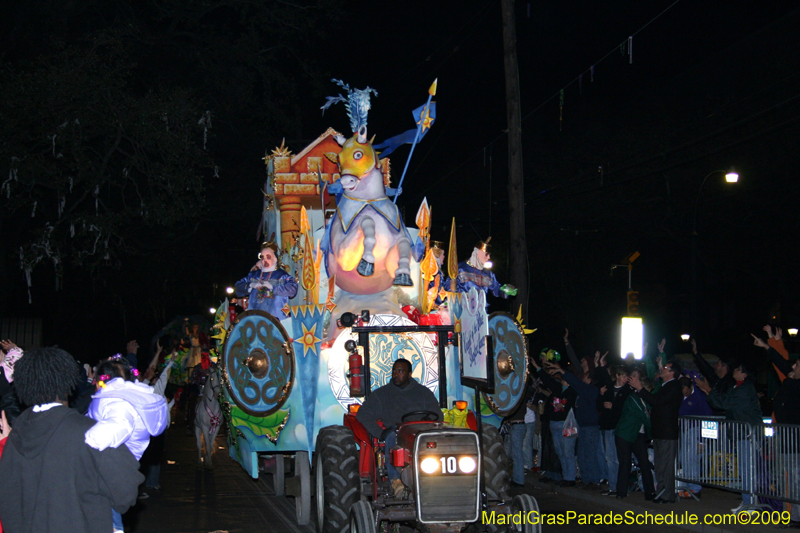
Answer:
[
  {"xmin": 677, "ymin": 416, "xmax": 754, "ymax": 500},
  {"xmin": 678, "ymin": 416, "xmax": 800, "ymax": 507},
  {"xmin": 756, "ymin": 422, "xmax": 800, "ymax": 505}
]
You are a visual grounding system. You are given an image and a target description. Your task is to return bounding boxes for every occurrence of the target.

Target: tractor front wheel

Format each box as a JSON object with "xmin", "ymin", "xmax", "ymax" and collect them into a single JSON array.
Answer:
[
  {"xmin": 350, "ymin": 500, "xmax": 377, "ymax": 533},
  {"xmin": 314, "ymin": 425, "xmax": 360, "ymax": 533}
]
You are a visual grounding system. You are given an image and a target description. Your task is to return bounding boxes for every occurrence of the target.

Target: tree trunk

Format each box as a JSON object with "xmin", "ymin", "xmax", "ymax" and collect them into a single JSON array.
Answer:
[{"xmin": 501, "ymin": 0, "xmax": 529, "ymax": 322}]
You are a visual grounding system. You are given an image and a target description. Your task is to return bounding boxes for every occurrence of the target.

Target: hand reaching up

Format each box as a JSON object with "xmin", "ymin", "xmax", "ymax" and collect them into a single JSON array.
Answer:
[
  {"xmin": 0, "ymin": 410, "xmax": 11, "ymax": 440},
  {"xmin": 751, "ymin": 333, "xmax": 769, "ymax": 350}
]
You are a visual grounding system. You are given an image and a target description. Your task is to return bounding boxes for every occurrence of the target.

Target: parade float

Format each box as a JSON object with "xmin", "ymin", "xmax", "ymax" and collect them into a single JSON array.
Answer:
[{"xmin": 211, "ymin": 80, "xmax": 534, "ymax": 529}]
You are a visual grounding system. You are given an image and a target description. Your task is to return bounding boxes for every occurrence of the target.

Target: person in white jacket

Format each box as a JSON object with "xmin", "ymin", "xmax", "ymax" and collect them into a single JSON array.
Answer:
[{"xmin": 85, "ymin": 354, "xmax": 169, "ymax": 532}]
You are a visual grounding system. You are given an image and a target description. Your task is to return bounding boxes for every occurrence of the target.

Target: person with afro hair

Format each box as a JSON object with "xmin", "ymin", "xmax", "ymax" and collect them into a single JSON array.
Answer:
[{"xmin": 0, "ymin": 346, "xmax": 143, "ymax": 533}]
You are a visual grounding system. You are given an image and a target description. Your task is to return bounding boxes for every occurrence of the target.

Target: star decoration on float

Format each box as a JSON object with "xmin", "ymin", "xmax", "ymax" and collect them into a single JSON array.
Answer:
[
  {"xmin": 417, "ymin": 107, "xmax": 434, "ymax": 132},
  {"xmin": 271, "ymin": 138, "xmax": 292, "ymax": 158},
  {"xmin": 295, "ymin": 322, "xmax": 322, "ymax": 358}
]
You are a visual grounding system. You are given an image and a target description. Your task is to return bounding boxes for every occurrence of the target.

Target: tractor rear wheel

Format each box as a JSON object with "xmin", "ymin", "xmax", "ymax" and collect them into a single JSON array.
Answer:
[{"xmin": 314, "ymin": 425, "xmax": 360, "ymax": 533}]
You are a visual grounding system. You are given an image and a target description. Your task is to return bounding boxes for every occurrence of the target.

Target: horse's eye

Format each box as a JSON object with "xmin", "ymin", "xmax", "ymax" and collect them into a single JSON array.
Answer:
[{"xmin": 353, "ymin": 151, "xmax": 363, "ymax": 160}]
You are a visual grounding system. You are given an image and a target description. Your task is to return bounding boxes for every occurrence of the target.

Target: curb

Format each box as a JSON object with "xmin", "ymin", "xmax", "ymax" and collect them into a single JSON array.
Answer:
[{"xmin": 527, "ymin": 479, "xmax": 744, "ymax": 533}]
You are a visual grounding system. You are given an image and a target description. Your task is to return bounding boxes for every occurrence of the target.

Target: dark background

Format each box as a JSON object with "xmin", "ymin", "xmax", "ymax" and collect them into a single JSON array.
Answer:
[{"xmin": 1, "ymin": 0, "xmax": 798, "ymax": 364}]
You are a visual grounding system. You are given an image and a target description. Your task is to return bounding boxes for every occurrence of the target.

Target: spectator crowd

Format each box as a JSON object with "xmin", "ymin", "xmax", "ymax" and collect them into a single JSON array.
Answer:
[
  {"xmin": 0, "ymin": 321, "xmax": 798, "ymax": 532},
  {"xmin": 0, "ymin": 335, "xmax": 192, "ymax": 533},
  {"xmin": 503, "ymin": 325, "xmax": 800, "ymax": 523}
]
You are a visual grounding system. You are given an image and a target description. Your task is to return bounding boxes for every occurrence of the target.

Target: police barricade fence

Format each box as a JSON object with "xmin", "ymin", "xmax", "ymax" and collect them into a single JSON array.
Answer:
[
  {"xmin": 677, "ymin": 416, "xmax": 800, "ymax": 507},
  {"xmin": 757, "ymin": 422, "xmax": 800, "ymax": 506}
]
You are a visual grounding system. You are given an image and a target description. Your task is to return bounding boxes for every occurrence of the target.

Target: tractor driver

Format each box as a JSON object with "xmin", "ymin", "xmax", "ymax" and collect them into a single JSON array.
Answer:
[{"xmin": 356, "ymin": 358, "xmax": 443, "ymax": 497}]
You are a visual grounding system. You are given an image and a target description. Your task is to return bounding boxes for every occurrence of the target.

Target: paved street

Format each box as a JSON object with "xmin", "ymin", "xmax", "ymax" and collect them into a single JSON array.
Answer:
[
  {"xmin": 124, "ymin": 422, "xmax": 772, "ymax": 533},
  {"xmin": 123, "ymin": 422, "xmax": 314, "ymax": 533}
]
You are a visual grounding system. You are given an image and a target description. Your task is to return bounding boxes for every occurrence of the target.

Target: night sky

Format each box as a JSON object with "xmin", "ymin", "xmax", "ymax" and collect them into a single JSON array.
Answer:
[{"xmin": 1, "ymin": 1, "xmax": 798, "ymax": 365}]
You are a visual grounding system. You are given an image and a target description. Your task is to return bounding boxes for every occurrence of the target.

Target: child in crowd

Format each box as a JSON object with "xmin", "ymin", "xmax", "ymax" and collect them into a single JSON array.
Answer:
[{"xmin": 85, "ymin": 355, "xmax": 169, "ymax": 533}]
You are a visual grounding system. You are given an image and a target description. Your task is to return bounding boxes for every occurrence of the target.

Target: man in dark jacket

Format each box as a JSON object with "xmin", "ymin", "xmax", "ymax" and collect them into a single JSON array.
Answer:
[
  {"xmin": 630, "ymin": 360, "xmax": 683, "ymax": 504},
  {"xmin": 598, "ymin": 365, "xmax": 631, "ymax": 496},
  {"xmin": 356, "ymin": 358, "xmax": 442, "ymax": 497},
  {"xmin": 690, "ymin": 338, "xmax": 735, "ymax": 415},
  {"xmin": 531, "ymin": 357, "xmax": 578, "ymax": 486},
  {"xmin": 696, "ymin": 358, "xmax": 762, "ymax": 513},
  {"xmin": 0, "ymin": 346, "xmax": 144, "ymax": 533},
  {"xmin": 554, "ymin": 364, "xmax": 604, "ymax": 489}
]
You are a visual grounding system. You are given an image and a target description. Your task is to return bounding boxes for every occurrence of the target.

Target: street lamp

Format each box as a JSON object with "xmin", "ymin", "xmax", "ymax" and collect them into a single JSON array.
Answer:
[
  {"xmin": 789, "ymin": 328, "xmax": 798, "ymax": 337},
  {"xmin": 690, "ymin": 168, "xmax": 739, "ymax": 330},
  {"xmin": 692, "ymin": 169, "xmax": 739, "ymax": 236}
]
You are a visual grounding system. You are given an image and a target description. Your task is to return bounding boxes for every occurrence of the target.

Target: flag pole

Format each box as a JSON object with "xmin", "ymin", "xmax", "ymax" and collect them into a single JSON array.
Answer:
[{"xmin": 393, "ymin": 79, "xmax": 437, "ymax": 204}]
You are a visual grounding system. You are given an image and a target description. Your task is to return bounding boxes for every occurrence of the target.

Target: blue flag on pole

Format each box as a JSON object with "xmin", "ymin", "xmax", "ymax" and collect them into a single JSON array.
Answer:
[{"xmin": 373, "ymin": 102, "xmax": 437, "ymax": 158}]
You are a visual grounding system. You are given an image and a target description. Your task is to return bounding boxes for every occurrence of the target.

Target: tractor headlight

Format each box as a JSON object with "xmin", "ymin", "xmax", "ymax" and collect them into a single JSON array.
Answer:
[
  {"xmin": 458, "ymin": 456, "xmax": 477, "ymax": 474},
  {"xmin": 420, "ymin": 457, "xmax": 440, "ymax": 474}
]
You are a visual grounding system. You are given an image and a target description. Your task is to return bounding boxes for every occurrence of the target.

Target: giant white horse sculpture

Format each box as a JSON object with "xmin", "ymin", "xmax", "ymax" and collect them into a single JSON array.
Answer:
[
  {"xmin": 323, "ymin": 125, "xmax": 413, "ymax": 295},
  {"xmin": 194, "ymin": 367, "xmax": 222, "ymax": 469}
]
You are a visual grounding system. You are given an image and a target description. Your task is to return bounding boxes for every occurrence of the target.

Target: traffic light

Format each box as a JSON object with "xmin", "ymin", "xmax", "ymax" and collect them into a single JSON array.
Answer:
[{"xmin": 627, "ymin": 291, "xmax": 639, "ymax": 316}]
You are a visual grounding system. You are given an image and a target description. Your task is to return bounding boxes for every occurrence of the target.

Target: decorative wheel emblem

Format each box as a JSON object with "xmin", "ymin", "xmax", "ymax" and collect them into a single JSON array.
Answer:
[
  {"xmin": 482, "ymin": 312, "xmax": 528, "ymax": 417},
  {"xmin": 222, "ymin": 310, "xmax": 295, "ymax": 417}
]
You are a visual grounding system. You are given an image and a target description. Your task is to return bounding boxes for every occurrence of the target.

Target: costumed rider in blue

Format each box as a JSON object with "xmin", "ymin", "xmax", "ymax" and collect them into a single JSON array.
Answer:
[
  {"xmin": 235, "ymin": 240, "xmax": 299, "ymax": 317},
  {"xmin": 456, "ymin": 237, "xmax": 517, "ymax": 302}
]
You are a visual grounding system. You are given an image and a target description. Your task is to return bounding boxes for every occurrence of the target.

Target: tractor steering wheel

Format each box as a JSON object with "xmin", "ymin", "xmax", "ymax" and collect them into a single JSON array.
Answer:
[{"xmin": 401, "ymin": 410, "xmax": 440, "ymax": 423}]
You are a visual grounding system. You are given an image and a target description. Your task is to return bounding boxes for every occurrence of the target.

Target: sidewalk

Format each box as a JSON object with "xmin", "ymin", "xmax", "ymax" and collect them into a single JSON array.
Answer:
[{"xmin": 521, "ymin": 471, "xmax": 788, "ymax": 533}]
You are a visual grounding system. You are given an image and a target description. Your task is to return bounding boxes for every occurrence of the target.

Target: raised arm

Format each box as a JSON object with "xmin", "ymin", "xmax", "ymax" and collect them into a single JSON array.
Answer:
[
  {"xmin": 753, "ymin": 333, "xmax": 792, "ymax": 377},
  {"xmin": 563, "ymin": 329, "xmax": 582, "ymax": 375},
  {"xmin": 690, "ymin": 338, "xmax": 718, "ymax": 386}
]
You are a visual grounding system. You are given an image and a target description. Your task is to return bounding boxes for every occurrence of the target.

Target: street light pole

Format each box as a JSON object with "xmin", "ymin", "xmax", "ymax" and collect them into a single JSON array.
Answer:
[{"xmin": 690, "ymin": 169, "xmax": 738, "ymax": 330}]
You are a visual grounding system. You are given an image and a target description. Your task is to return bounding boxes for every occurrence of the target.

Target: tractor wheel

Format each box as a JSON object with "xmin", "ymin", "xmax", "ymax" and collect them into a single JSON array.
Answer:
[
  {"xmin": 349, "ymin": 500, "xmax": 377, "ymax": 533},
  {"xmin": 481, "ymin": 425, "xmax": 510, "ymax": 502},
  {"xmin": 314, "ymin": 425, "xmax": 360, "ymax": 533},
  {"xmin": 509, "ymin": 494, "xmax": 540, "ymax": 533},
  {"xmin": 481, "ymin": 425, "xmax": 511, "ymax": 533}
]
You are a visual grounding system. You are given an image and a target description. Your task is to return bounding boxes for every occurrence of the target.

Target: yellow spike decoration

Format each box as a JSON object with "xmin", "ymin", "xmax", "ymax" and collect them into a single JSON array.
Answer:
[
  {"xmin": 301, "ymin": 232, "xmax": 316, "ymax": 298},
  {"xmin": 515, "ymin": 306, "xmax": 537, "ymax": 335},
  {"xmin": 415, "ymin": 198, "xmax": 430, "ymax": 241},
  {"xmin": 447, "ymin": 217, "xmax": 458, "ymax": 292},
  {"xmin": 420, "ymin": 248, "xmax": 439, "ymax": 314},
  {"xmin": 299, "ymin": 205, "xmax": 310, "ymax": 235},
  {"xmin": 416, "ymin": 198, "xmax": 431, "ymax": 311}
]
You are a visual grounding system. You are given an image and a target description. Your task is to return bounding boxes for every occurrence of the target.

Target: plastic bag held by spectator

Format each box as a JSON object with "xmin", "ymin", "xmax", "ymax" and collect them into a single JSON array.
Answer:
[{"xmin": 563, "ymin": 408, "xmax": 579, "ymax": 438}]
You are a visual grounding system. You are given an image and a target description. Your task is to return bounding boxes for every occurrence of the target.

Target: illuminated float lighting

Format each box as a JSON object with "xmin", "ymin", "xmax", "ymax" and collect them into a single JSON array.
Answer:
[
  {"xmin": 681, "ymin": 334, "xmax": 690, "ymax": 341},
  {"xmin": 788, "ymin": 328, "xmax": 798, "ymax": 337},
  {"xmin": 226, "ymin": 287, "xmax": 234, "ymax": 294}
]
